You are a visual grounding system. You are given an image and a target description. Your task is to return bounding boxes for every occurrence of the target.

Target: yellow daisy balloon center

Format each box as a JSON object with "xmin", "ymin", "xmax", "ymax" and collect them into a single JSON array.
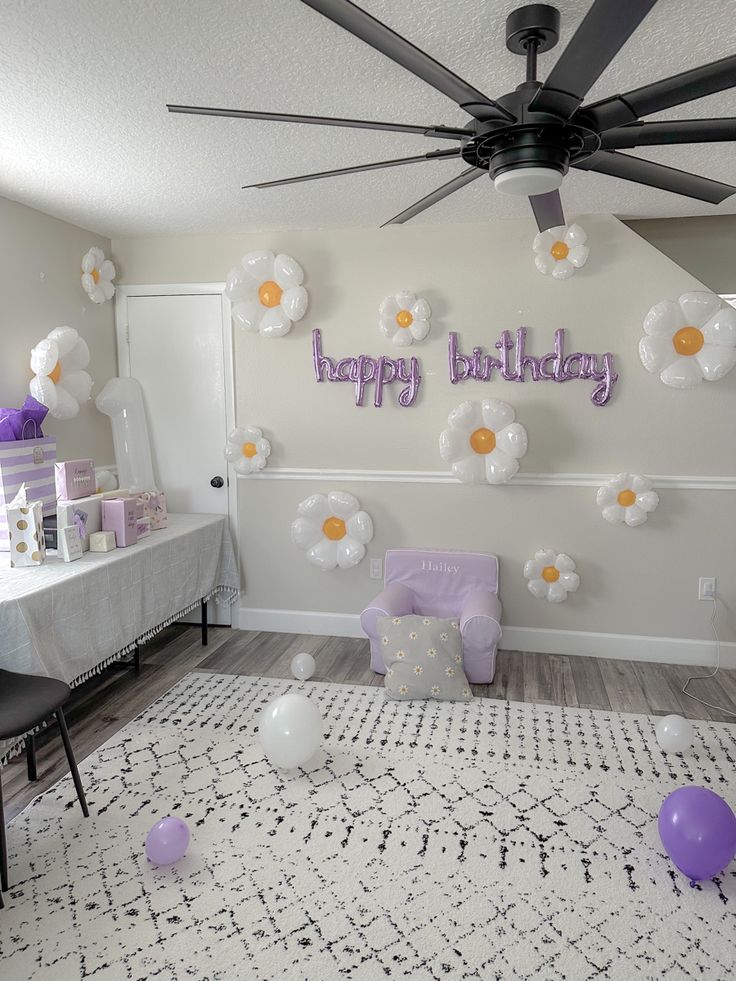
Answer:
[
  {"xmin": 550, "ymin": 240, "xmax": 569, "ymax": 261},
  {"xmin": 617, "ymin": 489, "xmax": 636, "ymax": 507},
  {"xmin": 396, "ymin": 308, "xmax": 414, "ymax": 328},
  {"xmin": 48, "ymin": 361, "xmax": 62, "ymax": 384},
  {"xmin": 542, "ymin": 565, "xmax": 560, "ymax": 583},
  {"xmin": 469, "ymin": 427, "xmax": 496, "ymax": 454},
  {"xmin": 322, "ymin": 516, "xmax": 347, "ymax": 541},
  {"xmin": 242, "ymin": 441, "xmax": 257, "ymax": 458},
  {"xmin": 672, "ymin": 325, "xmax": 704, "ymax": 356},
  {"xmin": 258, "ymin": 280, "xmax": 283, "ymax": 308}
]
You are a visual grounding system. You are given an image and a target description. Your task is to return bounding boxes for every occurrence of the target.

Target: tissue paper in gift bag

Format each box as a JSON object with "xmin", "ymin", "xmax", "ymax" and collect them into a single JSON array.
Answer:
[{"xmin": 5, "ymin": 484, "xmax": 45, "ymax": 567}]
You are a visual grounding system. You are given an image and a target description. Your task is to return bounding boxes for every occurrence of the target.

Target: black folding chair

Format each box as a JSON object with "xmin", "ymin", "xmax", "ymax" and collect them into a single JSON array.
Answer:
[{"xmin": 0, "ymin": 669, "xmax": 88, "ymax": 901}]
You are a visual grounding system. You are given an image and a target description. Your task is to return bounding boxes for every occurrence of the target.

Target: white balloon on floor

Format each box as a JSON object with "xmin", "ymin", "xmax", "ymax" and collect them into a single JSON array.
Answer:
[
  {"xmin": 259, "ymin": 693, "xmax": 323, "ymax": 770},
  {"xmin": 655, "ymin": 714, "xmax": 694, "ymax": 753},
  {"xmin": 291, "ymin": 652, "xmax": 315, "ymax": 681}
]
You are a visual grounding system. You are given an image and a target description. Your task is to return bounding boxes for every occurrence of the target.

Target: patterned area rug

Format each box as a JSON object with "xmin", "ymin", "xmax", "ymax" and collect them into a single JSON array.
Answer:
[{"xmin": 1, "ymin": 673, "xmax": 735, "ymax": 980}]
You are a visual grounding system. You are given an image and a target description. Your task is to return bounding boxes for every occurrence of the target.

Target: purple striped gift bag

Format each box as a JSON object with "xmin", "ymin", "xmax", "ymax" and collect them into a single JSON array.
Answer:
[{"xmin": 0, "ymin": 436, "xmax": 57, "ymax": 550}]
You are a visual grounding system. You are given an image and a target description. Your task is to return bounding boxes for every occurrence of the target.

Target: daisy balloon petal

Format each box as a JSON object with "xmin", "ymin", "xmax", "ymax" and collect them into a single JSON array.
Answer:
[
  {"xmin": 640, "ymin": 291, "xmax": 736, "ymax": 389},
  {"xmin": 379, "ymin": 292, "xmax": 431, "ymax": 346},
  {"xmin": 29, "ymin": 326, "xmax": 92, "ymax": 420},
  {"xmin": 225, "ymin": 425, "xmax": 271, "ymax": 475},
  {"xmin": 225, "ymin": 250, "xmax": 308, "ymax": 338},
  {"xmin": 291, "ymin": 491, "xmax": 374, "ymax": 570},
  {"xmin": 533, "ymin": 224, "xmax": 589, "ymax": 280},
  {"xmin": 440, "ymin": 399, "xmax": 528, "ymax": 484},
  {"xmin": 596, "ymin": 473, "xmax": 659, "ymax": 527},
  {"xmin": 524, "ymin": 549, "xmax": 580, "ymax": 603},
  {"xmin": 81, "ymin": 247, "xmax": 116, "ymax": 304}
]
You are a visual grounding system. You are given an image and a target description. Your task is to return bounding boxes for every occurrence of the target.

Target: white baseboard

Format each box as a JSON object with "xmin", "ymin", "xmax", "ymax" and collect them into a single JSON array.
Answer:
[{"xmin": 233, "ymin": 606, "xmax": 736, "ymax": 668}]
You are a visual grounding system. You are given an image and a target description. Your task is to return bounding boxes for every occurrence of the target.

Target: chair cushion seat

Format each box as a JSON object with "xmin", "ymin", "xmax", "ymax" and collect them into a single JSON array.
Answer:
[{"xmin": 0, "ymin": 670, "xmax": 70, "ymax": 739}]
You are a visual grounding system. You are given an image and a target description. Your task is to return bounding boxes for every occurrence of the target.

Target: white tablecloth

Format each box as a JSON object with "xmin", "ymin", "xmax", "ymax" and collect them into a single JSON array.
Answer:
[{"xmin": 0, "ymin": 513, "xmax": 238, "ymax": 763}]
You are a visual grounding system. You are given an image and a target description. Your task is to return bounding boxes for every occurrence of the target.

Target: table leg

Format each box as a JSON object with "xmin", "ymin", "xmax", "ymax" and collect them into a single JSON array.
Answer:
[
  {"xmin": 201, "ymin": 598, "xmax": 208, "ymax": 647},
  {"xmin": 27, "ymin": 734, "xmax": 37, "ymax": 782},
  {"xmin": 133, "ymin": 645, "xmax": 140, "ymax": 674}
]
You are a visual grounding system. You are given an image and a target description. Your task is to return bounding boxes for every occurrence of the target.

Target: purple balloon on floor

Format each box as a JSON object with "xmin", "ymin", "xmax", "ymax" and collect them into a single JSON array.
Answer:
[
  {"xmin": 146, "ymin": 816, "xmax": 190, "ymax": 866},
  {"xmin": 658, "ymin": 786, "xmax": 736, "ymax": 884}
]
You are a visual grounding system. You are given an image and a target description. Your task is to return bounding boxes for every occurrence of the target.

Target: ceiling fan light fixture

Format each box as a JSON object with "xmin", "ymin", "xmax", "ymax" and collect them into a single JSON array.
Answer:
[{"xmin": 493, "ymin": 166, "xmax": 563, "ymax": 196}]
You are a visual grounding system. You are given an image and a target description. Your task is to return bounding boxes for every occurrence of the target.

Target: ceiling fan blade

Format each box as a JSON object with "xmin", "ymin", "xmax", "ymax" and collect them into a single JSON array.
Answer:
[
  {"xmin": 299, "ymin": 0, "xmax": 514, "ymax": 122},
  {"xmin": 381, "ymin": 168, "xmax": 483, "ymax": 226},
  {"xmin": 243, "ymin": 149, "xmax": 460, "ymax": 189},
  {"xmin": 529, "ymin": 190, "xmax": 565, "ymax": 232},
  {"xmin": 600, "ymin": 118, "xmax": 736, "ymax": 149},
  {"xmin": 529, "ymin": 0, "xmax": 657, "ymax": 119},
  {"xmin": 582, "ymin": 54, "xmax": 736, "ymax": 131},
  {"xmin": 166, "ymin": 104, "xmax": 468, "ymax": 140},
  {"xmin": 574, "ymin": 150, "xmax": 736, "ymax": 204}
]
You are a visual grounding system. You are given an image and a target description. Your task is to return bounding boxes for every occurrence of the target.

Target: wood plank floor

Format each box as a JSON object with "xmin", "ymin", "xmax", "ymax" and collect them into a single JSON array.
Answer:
[{"xmin": 4, "ymin": 625, "xmax": 735, "ymax": 821}]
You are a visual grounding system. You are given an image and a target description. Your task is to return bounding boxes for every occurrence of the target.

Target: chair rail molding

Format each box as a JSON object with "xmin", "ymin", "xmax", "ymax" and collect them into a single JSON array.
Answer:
[{"xmin": 243, "ymin": 467, "xmax": 736, "ymax": 491}]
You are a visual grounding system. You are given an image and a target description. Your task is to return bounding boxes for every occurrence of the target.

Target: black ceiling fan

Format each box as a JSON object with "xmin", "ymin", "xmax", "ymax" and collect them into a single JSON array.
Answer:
[{"xmin": 167, "ymin": 0, "xmax": 736, "ymax": 231}]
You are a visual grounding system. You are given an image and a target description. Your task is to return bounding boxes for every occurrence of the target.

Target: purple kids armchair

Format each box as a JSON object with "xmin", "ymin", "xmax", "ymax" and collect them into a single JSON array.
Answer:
[{"xmin": 361, "ymin": 549, "xmax": 502, "ymax": 684}]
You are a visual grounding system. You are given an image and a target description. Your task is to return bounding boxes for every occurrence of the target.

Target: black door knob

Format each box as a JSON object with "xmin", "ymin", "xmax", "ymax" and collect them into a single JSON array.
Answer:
[{"xmin": 210, "ymin": 476, "xmax": 224, "ymax": 488}]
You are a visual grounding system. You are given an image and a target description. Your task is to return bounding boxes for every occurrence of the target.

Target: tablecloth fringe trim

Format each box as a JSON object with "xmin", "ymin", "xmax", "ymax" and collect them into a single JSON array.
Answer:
[{"xmin": 0, "ymin": 584, "xmax": 240, "ymax": 767}]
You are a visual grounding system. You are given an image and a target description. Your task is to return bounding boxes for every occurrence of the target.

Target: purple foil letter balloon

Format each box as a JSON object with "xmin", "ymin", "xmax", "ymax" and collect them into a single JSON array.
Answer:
[
  {"xmin": 658, "ymin": 786, "xmax": 736, "ymax": 884},
  {"xmin": 448, "ymin": 328, "xmax": 618, "ymax": 406},
  {"xmin": 312, "ymin": 329, "xmax": 421, "ymax": 407}
]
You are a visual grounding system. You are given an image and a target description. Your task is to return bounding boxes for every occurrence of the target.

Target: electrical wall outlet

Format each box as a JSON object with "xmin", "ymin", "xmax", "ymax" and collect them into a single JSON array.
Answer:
[
  {"xmin": 698, "ymin": 577, "xmax": 716, "ymax": 600},
  {"xmin": 369, "ymin": 558, "xmax": 383, "ymax": 580}
]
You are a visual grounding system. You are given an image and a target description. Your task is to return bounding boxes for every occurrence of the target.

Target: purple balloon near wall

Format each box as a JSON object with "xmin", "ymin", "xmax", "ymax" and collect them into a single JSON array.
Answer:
[
  {"xmin": 145, "ymin": 816, "xmax": 191, "ymax": 866},
  {"xmin": 658, "ymin": 786, "xmax": 736, "ymax": 885}
]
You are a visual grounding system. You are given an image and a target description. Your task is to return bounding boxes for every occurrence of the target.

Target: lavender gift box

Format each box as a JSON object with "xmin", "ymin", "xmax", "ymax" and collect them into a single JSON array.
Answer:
[
  {"xmin": 55, "ymin": 459, "xmax": 96, "ymax": 501},
  {"xmin": 102, "ymin": 497, "xmax": 138, "ymax": 548}
]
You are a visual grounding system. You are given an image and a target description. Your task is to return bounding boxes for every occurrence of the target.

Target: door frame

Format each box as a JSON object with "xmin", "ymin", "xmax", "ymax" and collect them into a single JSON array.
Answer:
[{"xmin": 114, "ymin": 283, "xmax": 239, "ymax": 576}]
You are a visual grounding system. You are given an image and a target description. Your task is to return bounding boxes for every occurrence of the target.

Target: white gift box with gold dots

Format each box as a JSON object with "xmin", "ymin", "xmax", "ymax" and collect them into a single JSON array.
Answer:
[{"xmin": 6, "ymin": 499, "xmax": 46, "ymax": 567}]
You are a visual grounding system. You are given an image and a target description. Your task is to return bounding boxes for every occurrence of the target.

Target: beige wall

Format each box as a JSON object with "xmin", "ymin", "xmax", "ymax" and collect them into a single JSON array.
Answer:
[
  {"xmin": 113, "ymin": 215, "xmax": 736, "ymax": 645},
  {"xmin": 0, "ymin": 196, "xmax": 117, "ymax": 463},
  {"xmin": 628, "ymin": 215, "xmax": 736, "ymax": 295}
]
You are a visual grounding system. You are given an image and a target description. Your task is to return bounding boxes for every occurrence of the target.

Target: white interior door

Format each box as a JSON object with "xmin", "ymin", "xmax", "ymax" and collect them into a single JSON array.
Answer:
[{"xmin": 119, "ymin": 290, "xmax": 233, "ymax": 625}]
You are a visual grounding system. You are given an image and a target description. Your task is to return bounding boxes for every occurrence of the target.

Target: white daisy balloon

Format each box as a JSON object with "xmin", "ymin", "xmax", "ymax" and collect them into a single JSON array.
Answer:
[
  {"xmin": 291, "ymin": 491, "xmax": 373, "ymax": 571},
  {"xmin": 596, "ymin": 473, "xmax": 659, "ymax": 527},
  {"xmin": 225, "ymin": 425, "xmax": 271, "ymax": 475},
  {"xmin": 29, "ymin": 326, "xmax": 92, "ymax": 420},
  {"xmin": 225, "ymin": 250, "xmax": 308, "ymax": 338},
  {"xmin": 639, "ymin": 291, "xmax": 736, "ymax": 389},
  {"xmin": 439, "ymin": 399, "xmax": 528, "ymax": 484},
  {"xmin": 379, "ymin": 292, "xmax": 431, "ymax": 346},
  {"xmin": 524, "ymin": 549, "xmax": 580, "ymax": 603},
  {"xmin": 533, "ymin": 224, "xmax": 589, "ymax": 280},
  {"xmin": 81, "ymin": 247, "xmax": 115, "ymax": 304}
]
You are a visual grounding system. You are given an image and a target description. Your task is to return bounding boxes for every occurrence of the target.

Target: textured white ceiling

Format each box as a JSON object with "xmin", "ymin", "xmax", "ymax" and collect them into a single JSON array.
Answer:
[{"xmin": 2, "ymin": 0, "xmax": 735, "ymax": 237}]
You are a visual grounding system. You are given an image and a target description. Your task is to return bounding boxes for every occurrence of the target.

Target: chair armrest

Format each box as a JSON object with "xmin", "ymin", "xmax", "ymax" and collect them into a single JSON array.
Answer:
[
  {"xmin": 360, "ymin": 582, "xmax": 414, "ymax": 638},
  {"xmin": 460, "ymin": 589, "xmax": 502, "ymax": 645}
]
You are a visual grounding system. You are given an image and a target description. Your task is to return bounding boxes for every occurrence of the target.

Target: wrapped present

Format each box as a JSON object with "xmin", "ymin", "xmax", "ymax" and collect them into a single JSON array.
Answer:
[
  {"xmin": 102, "ymin": 497, "xmax": 138, "ymax": 547},
  {"xmin": 4, "ymin": 483, "xmax": 46, "ymax": 567},
  {"xmin": 55, "ymin": 459, "xmax": 96, "ymax": 501},
  {"xmin": 58, "ymin": 493, "xmax": 103, "ymax": 551},
  {"xmin": 58, "ymin": 524, "xmax": 83, "ymax": 562},
  {"xmin": 137, "ymin": 516, "xmax": 152, "ymax": 539},
  {"xmin": 89, "ymin": 530, "xmax": 116, "ymax": 553},
  {"xmin": 137, "ymin": 490, "xmax": 168, "ymax": 530},
  {"xmin": 0, "ymin": 432, "xmax": 56, "ymax": 550}
]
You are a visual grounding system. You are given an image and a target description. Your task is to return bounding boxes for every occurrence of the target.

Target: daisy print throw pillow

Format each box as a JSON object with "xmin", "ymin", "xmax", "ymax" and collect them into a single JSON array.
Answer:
[{"xmin": 378, "ymin": 614, "xmax": 472, "ymax": 702}]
